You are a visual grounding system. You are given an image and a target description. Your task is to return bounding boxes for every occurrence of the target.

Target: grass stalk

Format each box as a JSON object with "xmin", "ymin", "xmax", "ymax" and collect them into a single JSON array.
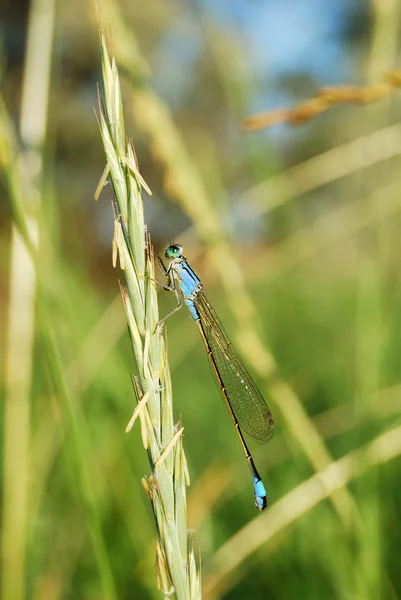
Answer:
[
  {"xmin": 1, "ymin": 0, "xmax": 55, "ymax": 597},
  {"xmin": 96, "ymin": 32, "xmax": 200, "ymax": 599},
  {"xmin": 1, "ymin": 27, "xmax": 118, "ymax": 600}
]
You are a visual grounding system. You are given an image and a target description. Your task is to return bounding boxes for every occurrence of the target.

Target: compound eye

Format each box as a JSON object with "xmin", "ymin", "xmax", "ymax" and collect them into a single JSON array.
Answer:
[{"xmin": 165, "ymin": 244, "xmax": 183, "ymax": 258}]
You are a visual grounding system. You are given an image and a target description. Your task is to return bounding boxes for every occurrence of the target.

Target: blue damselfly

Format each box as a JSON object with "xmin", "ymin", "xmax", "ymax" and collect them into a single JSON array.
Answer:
[{"xmin": 158, "ymin": 244, "xmax": 275, "ymax": 510}]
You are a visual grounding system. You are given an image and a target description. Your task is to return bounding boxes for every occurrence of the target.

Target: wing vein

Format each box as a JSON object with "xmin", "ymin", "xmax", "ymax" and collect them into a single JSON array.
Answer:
[{"xmin": 194, "ymin": 293, "xmax": 274, "ymax": 443}]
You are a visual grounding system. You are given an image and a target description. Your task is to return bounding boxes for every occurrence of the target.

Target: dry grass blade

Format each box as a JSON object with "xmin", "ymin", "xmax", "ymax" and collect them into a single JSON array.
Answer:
[
  {"xmin": 242, "ymin": 123, "xmax": 401, "ymax": 217},
  {"xmin": 204, "ymin": 424, "xmax": 401, "ymax": 599},
  {"xmin": 243, "ymin": 69, "xmax": 401, "ymax": 131},
  {"xmin": 96, "ymin": 30, "xmax": 200, "ymax": 599}
]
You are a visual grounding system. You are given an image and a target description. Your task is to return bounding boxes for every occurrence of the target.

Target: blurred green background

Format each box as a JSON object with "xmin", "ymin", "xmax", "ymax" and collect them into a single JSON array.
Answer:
[{"xmin": 2, "ymin": 0, "xmax": 401, "ymax": 598}]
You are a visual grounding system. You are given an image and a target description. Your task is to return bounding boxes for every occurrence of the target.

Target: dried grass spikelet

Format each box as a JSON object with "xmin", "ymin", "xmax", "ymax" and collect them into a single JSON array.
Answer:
[{"xmin": 96, "ymin": 30, "xmax": 200, "ymax": 599}]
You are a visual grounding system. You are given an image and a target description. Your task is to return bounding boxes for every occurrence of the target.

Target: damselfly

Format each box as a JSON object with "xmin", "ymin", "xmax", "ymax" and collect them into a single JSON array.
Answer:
[{"xmin": 157, "ymin": 244, "xmax": 275, "ymax": 510}]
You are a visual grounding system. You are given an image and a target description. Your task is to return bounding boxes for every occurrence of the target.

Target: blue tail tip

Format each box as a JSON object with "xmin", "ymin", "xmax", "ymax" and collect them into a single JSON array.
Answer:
[
  {"xmin": 255, "ymin": 495, "xmax": 267, "ymax": 510},
  {"xmin": 254, "ymin": 478, "xmax": 267, "ymax": 510}
]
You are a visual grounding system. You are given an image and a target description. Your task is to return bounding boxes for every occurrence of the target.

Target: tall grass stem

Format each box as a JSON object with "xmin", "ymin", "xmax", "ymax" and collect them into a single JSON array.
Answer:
[{"xmin": 96, "ymin": 32, "xmax": 200, "ymax": 599}]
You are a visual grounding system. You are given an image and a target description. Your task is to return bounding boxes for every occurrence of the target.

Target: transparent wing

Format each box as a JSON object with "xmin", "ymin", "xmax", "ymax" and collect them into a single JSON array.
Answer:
[{"xmin": 194, "ymin": 292, "xmax": 275, "ymax": 443}]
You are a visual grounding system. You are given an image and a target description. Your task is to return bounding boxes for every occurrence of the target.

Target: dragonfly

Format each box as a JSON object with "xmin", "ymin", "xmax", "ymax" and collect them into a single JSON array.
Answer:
[{"xmin": 157, "ymin": 243, "xmax": 275, "ymax": 510}]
